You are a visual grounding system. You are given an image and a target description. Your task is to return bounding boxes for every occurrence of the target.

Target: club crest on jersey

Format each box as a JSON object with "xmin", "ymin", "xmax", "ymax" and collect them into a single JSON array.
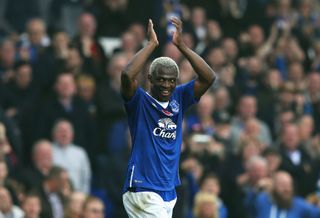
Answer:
[
  {"xmin": 153, "ymin": 118, "xmax": 177, "ymax": 140},
  {"xmin": 170, "ymin": 100, "xmax": 179, "ymax": 113}
]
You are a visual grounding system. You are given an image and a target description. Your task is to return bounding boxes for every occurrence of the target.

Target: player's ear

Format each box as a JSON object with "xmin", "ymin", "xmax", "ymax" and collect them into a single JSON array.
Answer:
[{"xmin": 148, "ymin": 74, "xmax": 153, "ymax": 83}]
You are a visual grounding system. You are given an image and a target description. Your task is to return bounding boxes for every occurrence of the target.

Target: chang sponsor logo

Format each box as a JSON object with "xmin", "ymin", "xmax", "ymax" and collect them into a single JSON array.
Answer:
[{"xmin": 153, "ymin": 118, "xmax": 177, "ymax": 140}]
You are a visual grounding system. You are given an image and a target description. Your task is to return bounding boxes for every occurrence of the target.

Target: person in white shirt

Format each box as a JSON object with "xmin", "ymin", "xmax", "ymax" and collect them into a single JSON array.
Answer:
[
  {"xmin": 0, "ymin": 186, "xmax": 24, "ymax": 218},
  {"xmin": 51, "ymin": 119, "xmax": 91, "ymax": 193}
]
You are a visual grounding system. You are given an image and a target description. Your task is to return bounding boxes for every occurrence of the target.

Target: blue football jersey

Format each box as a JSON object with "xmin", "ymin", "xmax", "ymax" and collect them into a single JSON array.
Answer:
[{"xmin": 123, "ymin": 80, "xmax": 198, "ymax": 192}]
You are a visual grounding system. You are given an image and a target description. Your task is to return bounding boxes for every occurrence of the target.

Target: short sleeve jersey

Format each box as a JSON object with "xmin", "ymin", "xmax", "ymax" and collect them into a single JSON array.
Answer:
[{"xmin": 123, "ymin": 80, "xmax": 198, "ymax": 192}]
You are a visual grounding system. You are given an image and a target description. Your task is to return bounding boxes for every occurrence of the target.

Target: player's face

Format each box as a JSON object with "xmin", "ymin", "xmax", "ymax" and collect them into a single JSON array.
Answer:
[{"xmin": 149, "ymin": 67, "xmax": 178, "ymax": 102}]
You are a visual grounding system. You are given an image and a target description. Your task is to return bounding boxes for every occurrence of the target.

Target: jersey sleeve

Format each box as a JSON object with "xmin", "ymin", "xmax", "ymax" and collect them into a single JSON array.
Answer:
[
  {"xmin": 178, "ymin": 80, "xmax": 198, "ymax": 111},
  {"xmin": 123, "ymin": 87, "xmax": 143, "ymax": 114}
]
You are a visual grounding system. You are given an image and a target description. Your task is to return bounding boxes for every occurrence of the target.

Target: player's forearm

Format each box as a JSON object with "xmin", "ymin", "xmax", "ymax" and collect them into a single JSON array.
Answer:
[
  {"xmin": 177, "ymin": 43, "xmax": 216, "ymax": 84},
  {"xmin": 122, "ymin": 42, "xmax": 158, "ymax": 81}
]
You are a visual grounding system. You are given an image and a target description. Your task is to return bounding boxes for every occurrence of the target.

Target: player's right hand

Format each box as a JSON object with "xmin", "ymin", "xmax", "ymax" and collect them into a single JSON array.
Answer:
[{"xmin": 171, "ymin": 17, "xmax": 184, "ymax": 48}]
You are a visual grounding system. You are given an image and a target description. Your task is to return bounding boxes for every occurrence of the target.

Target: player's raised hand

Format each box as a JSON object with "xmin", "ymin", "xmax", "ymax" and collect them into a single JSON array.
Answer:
[
  {"xmin": 171, "ymin": 17, "xmax": 185, "ymax": 48},
  {"xmin": 147, "ymin": 19, "xmax": 159, "ymax": 47}
]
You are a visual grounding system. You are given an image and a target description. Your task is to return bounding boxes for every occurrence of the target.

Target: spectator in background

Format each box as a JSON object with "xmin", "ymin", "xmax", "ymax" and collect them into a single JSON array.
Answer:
[
  {"xmin": 193, "ymin": 191, "xmax": 219, "ymax": 218},
  {"xmin": 0, "ymin": 39, "xmax": 16, "ymax": 84},
  {"xmin": 51, "ymin": 119, "xmax": 91, "ymax": 194},
  {"xmin": 212, "ymin": 87, "xmax": 232, "ymax": 119},
  {"xmin": 276, "ymin": 82, "xmax": 306, "ymax": 118},
  {"xmin": 178, "ymin": 58, "xmax": 195, "ymax": 84},
  {"xmin": 34, "ymin": 72, "xmax": 97, "ymax": 159},
  {"xmin": 64, "ymin": 47, "xmax": 83, "ymax": 76},
  {"xmin": 82, "ymin": 196, "xmax": 105, "ymax": 218},
  {"xmin": 198, "ymin": 19, "xmax": 223, "ymax": 56},
  {"xmin": 36, "ymin": 166, "xmax": 67, "ymax": 218},
  {"xmin": 186, "ymin": 92, "xmax": 215, "ymax": 135},
  {"xmin": 60, "ymin": 170, "xmax": 73, "ymax": 204},
  {"xmin": 181, "ymin": 157, "xmax": 204, "ymax": 185},
  {"xmin": 310, "ymin": 41, "xmax": 320, "ymax": 71},
  {"xmin": 1, "ymin": 61, "xmax": 36, "ymax": 120},
  {"xmin": 64, "ymin": 191, "xmax": 87, "ymax": 218},
  {"xmin": 239, "ymin": 118, "xmax": 268, "ymax": 151},
  {"xmin": 266, "ymin": 69, "xmax": 283, "ymax": 92},
  {"xmin": 174, "ymin": 153, "xmax": 199, "ymax": 218},
  {"xmin": 274, "ymin": 110, "xmax": 297, "ymax": 138},
  {"xmin": 199, "ymin": 173, "xmax": 228, "ymax": 218},
  {"xmin": 241, "ymin": 156, "xmax": 273, "ymax": 217},
  {"xmin": 222, "ymin": 37, "xmax": 238, "ymax": 65},
  {"xmin": 187, "ymin": 132, "xmax": 224, "ymax": 175},
  {"xmin": 190, "ymin": 7, "xmax": 207, "ymax": 44},
  {"xmin": 1, "ymin": 61, "xmax": 38, "ymax": 153},
  {"xmin": 73, "ymin": 12, "xmax": 106, "ymax": 78},
  {"xmin": 252, "ymin": 171, "xmax": 320, "ymax": 218},
  {"xmin": 0, "ymin": 120, "xmax": 20, "ymax": 170},
  {"xmin": 101, "ymin": 129, "xmax": 130, "ymax": 218},
  {"xmin": 21, "ymin": 192, "xmax": 42, "ymax": 218},
  {"xmin": 217, "ymin": 64, "xmax": 237, "ymax": 97},
  {"xmin": 287, "ymin": 61, "xmax": 305, "ymax": 87},
  {"xmin": 18, "ymin": 18, "xmax": 50, "ymax": 63},
  {"xmin": 242, "ymin": 156, "xmax": 271, "ymax": 192},
  {"xmin": 62, "ymin": 46, "xmax": 102, "ymax": 81},
  {"xmin": 96, "ymin": 53, "xmax": 128, "ymax": 153},
  {"xmin": 205, "ymin": 47, "xmax": 226, "ymax": 76},
  {"xmin": 273, "ymin": 36, "xmax": 305, "ymax": 79},
  {"xmin": 76, "ymin": 74, "xmax": 97, "ymax": 119},
  {"xmin": 0, "ymin": 159, "xmax": 21, "ymax": 205},
  {"xmin": 256, "ymin": 68, "xmax": 283, "ymax": 134},
  {"xmin": 263, "ymin": 147, "xmax": 282, "ymax": 177},
  {"xmin": 113, "ymin": 30, "xmax": 140, "ymax": 59},
  {"xmin": 305, "ymin": 72, "xmax": 320, "ymax": 132},
  {"xmin": 48, "ymin": 0, "xmax": 88, "ymax": 37},
  {"xmin": 276, "ymin": 0, "xmax": 297, "ymax": 22},
  {"xmin": 15, "ymin": 139, "xmax": 53, "ymax": 192},
  {"xmin": 230, "ymin": 95, "xmax": 272, "ymax": 150},
  {"xmin": 224, "ymin": 137, "xmax": 264, "ymax": 183},
  {"xmin": 213, "ymin": 111, "xmax": 233, "ymax": 153},
  {"xmin": 238, "ymin": 56, "xmax": 265, "ymax": 96},
  {"xmin": 279, "ymin": 123, "xmax": 313, "ymax": 196},
  {"xmin": 222, "ymin": 139, "xmax": 264, "ymax": 218},
  {"xmin": 239, "ymin": 25, "xmax": 266, "ymax": 57},
  {"xmin": 33, "ymin": 30, "xmax": 70, "ymax": 92},
  {"xmin": 0, "ymin": 186, "xmax": 24, "ymax": 218},
  {"xmin": 294, "ymin": 0, "xmax": 320, "ymax": 53},
  {"xmin": 205, "ymin": 20, "xmax": 223, "ymax": 46},
  {"xmin": 181, "ymin": 31, "xmax": 196, "ymax": 52},
  {"xmin": 162, "ymin": 42, "xmax": 182, "ymax": 63},
  {"xmin": 128, "ymin": 22, "xmax": 146, "ymax": 49},
  {"xmin": 298, "ymin": 115, "xmax": 317, "ymax": 158}
]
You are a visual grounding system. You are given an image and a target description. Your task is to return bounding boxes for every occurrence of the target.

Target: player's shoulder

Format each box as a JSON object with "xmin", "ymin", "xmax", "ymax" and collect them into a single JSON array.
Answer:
[
  {"xmin": 124, "ymin": 86, "xmax": 146, "ymax": 104},
  {"xmin": 176, "ymin": 80, "xmax": 196, "ymax": 89},
  {"xmin": 173, "ymin": 80, "xmax": 195, "ymax": 96}
]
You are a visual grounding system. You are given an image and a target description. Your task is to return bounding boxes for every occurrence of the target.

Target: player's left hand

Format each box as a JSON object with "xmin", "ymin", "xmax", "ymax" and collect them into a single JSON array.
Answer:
[
  {"xmin": 171, "ymin": 17, "xmax": 185, "ymax": 48},
  {"xmin": 147, "ymin": 19, "xmax": 159, "ymax": 47}
]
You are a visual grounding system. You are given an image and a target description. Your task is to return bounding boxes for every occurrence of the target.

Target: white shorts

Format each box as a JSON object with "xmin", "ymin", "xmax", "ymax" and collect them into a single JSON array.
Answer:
[{"xmin": 122, "ymin": 191, "xmax": 177, "ymax": 218}]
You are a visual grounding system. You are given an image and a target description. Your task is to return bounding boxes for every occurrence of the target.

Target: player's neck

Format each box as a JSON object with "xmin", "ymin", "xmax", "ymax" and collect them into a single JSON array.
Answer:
[
  {"xmin": 147, "ymin": 92, "xmax": 169, "ymax": 108},
  {"xmin": 155, "ymin": 99, "xmax": 169, "ymax": 109}
]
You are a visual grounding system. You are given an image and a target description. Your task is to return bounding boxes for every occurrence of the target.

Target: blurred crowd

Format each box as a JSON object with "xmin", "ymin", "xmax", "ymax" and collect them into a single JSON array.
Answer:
[{"xmin": 0, "ymin": 0, "xmax": 320, "ymax": 217}]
